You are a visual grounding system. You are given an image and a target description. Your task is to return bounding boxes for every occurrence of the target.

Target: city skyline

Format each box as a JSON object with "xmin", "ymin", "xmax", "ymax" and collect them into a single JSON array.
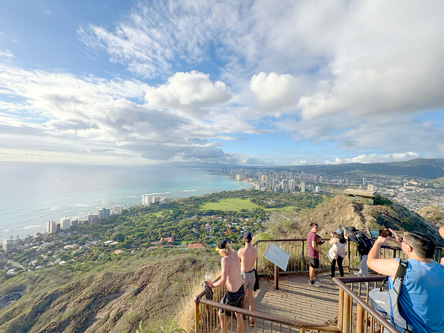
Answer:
[{"xmin": 1, "ymin": 0, "xmax": 444, "ymax": 166}]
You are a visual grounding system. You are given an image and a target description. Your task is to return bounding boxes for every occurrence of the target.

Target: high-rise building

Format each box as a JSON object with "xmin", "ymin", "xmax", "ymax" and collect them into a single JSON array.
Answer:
[
  {"xmin": 114, "ymin": 205, "xmax": 123, "ymax": 214},
  {"xmin": 88, "ymin": 214, "xmax": 99, "ymax": 223},
  {"xmin": 2, "ymin": 239, "xmax": 15, "ymax": 253},
  {"xmin": 141, "ymin": 194, "xmax": 151, "ymax": 206},
  {"xmin": 60, "ymin": 217, "xmax": 70, "ymax": 230},
  {"xmin": 363, "ymin": 177, "xmax": 366, "ymax": 185},
  {"xmin": 367, "ymin": 184, "xmax": 374, "ymax": 192},
  {"xmin": 289, "ymin": 179, "xmax": 296, "ymax": 191},
  {"xmin": 47, "ymin": 220, "xmax": 57, "ymax": 233},
  {"xmin": 300, "ymin": 181, "xmax": 306, "ymax": 193},
  {"xmin": 315, "ymin": 186, "xmax": 320, "ymax": 193},
  {"xmin": 98, "ymin": 208, "xmax": 110, "ymax": 220}
]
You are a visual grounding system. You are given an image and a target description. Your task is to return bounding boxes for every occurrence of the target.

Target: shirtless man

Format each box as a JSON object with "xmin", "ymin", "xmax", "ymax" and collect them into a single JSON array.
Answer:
[
  {"xmin": 206, "ymin": 239, "xmax": 244, "ymax": 333},
  {"xmin": 238, "ymin": 231, "xmax": 258, "ymax": 326}
]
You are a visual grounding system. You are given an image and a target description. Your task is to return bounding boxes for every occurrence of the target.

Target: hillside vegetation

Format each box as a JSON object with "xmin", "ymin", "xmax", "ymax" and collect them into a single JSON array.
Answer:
[
  {"xmin": 417, "ymin": 206, "xmax": 444, "ymax": 227},
  {"xmin": 267, "ymin": 195, "xmax": 444, "ymax": 246},
  {"xmin": 0, "ymin": 252, "xmax": 219, "ymax": 333}
]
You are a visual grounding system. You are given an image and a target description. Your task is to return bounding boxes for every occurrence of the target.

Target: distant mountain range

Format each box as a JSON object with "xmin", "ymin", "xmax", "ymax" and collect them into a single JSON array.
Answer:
[
  {"xmin": 290, "ymin": 158, "xmax": 444, "ymax": 179},
  {"xmin": 200, "ymin": 158, "xmax": 444, "ymax": 180}
]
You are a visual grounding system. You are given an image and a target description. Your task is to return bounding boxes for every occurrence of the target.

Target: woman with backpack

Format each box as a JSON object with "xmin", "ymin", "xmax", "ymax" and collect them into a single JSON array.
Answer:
[{"xmin": 328, "ymin": 229, "xmax": 347, "ymax": 277}]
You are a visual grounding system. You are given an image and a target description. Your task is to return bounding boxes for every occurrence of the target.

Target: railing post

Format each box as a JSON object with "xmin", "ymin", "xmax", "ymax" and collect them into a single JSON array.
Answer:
[
  {"xmin": 274, "ymin": 264, "xmax": 279, "ymax": 290},
  {"xmin": 195, "ymin": 298, "xmax": 200, "ymax": 333},
  {"xmin": 301, "ymin": 240, "xmax": 305, "ymax": 272},
  {"xmin": 343, "ymin": 292, "xmax": 351, "ymax": 333},
  {"xmin": 337, "ymin": 288, "xmax": 344, "ymax": 331},
  {"xmin": 356, "ymin": 303, "xmax": 364, "ymax": 333}
]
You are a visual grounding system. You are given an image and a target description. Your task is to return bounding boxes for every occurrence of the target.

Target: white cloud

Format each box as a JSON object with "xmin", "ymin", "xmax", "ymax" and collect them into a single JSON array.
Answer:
[
  {"xmin": 250, "ymin": 72, "xmax": 301, "ymax": 113},
  {"xmin": 0, "ymin": 65, "xmax": 255, "ymax": 164},
  {"xmin": 145, "ymin": 71, "xmax": 231, "ymax": 117},
  {"xmin": 0, "ymin": 50, "xmax": 15, "ymax": 59},
  {"xmin": 325, "ymin": 152, "xmax": 420, "ymax": 164}
]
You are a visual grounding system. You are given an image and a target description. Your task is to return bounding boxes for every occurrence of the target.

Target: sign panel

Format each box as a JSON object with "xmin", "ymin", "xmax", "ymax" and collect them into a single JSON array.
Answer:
[{"xmin": 263, "ymin": 243, "xmax": 290, "ymax": 271}]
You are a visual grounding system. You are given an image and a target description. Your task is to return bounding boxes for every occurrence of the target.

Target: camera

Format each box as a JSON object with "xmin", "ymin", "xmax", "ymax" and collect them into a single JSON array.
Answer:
[{"xmin": 379, "ymin": 229, "xmax": 393, "ymax": 238}]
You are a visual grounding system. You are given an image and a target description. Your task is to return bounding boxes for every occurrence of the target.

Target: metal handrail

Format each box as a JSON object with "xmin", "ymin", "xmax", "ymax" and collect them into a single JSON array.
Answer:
[
  {"xmin": 333, "ymin": 276, "xmax": 399, "ymax": 333},
  {"xmin": 194, "ymin": 287, "xmax": 341, "ymax": 332}
]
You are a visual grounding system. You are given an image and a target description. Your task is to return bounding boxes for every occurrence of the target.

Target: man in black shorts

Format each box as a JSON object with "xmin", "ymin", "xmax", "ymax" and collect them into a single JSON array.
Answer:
[{"xmin": 206, "ymin": 239, "xmax": 244, "ymax": 333}]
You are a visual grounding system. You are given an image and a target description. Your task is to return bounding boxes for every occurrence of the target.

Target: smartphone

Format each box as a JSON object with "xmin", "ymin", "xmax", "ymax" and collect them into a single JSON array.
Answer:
[{"xmin": 379, "ymin": 229, "xmax": 393, "ymax": 237}]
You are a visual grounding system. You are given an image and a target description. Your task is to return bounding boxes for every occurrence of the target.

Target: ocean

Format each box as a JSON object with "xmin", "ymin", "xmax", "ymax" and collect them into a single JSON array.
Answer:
[{"xmin": 0, "ymin": 163, "xmax": 250, "ymax": 240}]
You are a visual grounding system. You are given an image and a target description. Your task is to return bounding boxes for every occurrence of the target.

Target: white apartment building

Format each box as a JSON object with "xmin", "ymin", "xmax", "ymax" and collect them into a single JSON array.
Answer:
[
  {"xmin": 47, "ymin": 220, "xmax": 57, "ymax": 234},
  {"xmin": 60, "ymin": 217, "xmax": 70, "ymax": 230},
  {"xmin": 300, "ymin": 181, "xmax": 306, "ymax": 193},
  {"xmin": 141, "ymin": 194, "xmax": 151, "ymax": 206},
  {"xmin": 98, "ymin": 208, "xmax": 110, "ymax": 220},
  {"xmin": 2, "ymin": 239, "xmax": 15, "ymax": 253}
]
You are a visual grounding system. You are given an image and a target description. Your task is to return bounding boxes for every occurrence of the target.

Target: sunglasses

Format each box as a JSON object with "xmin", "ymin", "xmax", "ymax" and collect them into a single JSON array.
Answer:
[{"xmin": 400, "ymin": 237, "xmax": 412, "ymax": 248}]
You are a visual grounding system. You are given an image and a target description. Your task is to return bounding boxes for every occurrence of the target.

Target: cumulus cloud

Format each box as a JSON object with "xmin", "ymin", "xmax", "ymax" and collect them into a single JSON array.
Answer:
[
  {"xmin": 250, "ymin": 72, "xmax": 301, "ymax": 113},
  {"xmin": 145, "ymin": 71, "xmax": 231, "ymax": 117},
  {"xmin": 0, "ymin": 65, "xmax": 247, "ymax": 164},
  {"xmin": 325, "ymin": 152, "xmax": 420, "ymax": 165}
]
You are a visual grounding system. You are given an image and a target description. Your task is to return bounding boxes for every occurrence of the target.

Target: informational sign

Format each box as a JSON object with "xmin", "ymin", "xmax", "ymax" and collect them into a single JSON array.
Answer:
[{"xmin": 263, "ymin": 243, "xmax": 290, "ymax": 271}]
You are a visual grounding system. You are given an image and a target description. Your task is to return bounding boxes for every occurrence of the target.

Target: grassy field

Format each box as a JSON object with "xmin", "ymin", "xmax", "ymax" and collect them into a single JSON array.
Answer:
[
  {"xmin": 200, "ymin": 198, "xmax": 292, "ymax": 212},
  {"xmin": 200, "ymin": 198, "xmax": 263, "ymax": 212}
]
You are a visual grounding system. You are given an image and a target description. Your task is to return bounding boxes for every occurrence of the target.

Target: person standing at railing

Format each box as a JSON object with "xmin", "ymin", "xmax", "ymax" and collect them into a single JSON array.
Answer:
[
  {"xmin": 238, "ymin": 231, "xmax": 258, "ymax": 326},
  {"xmin": 367, "ymin": 230, "xmax": 444, "ymax": 333},
  {"xmin": 206, "ymin": 239, "xmax": 244, "ymax": 333},
  {"xmin": 328, "ymin": 229, "xmax": 346, "ymax": 278},
  {"xmin": 342, "ymin": 226, "xmax": 371, "ymax": 277},
  {"xmin": 307, "ymin": 222, "xmax": 321, "ymax": 287}
]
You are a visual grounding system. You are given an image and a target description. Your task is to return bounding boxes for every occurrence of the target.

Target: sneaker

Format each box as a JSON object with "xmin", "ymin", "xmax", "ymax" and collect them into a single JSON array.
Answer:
[
  {"xmin": 354, "ymin": 272, "xmax": 361, "ymax": 276},
  {"xmin": 314, "ymin": 281, "xmax": 321, "ymax": 287},
  {"xmin": 308, "ymin": 279, "xmax": 315, "ymax": 285}
]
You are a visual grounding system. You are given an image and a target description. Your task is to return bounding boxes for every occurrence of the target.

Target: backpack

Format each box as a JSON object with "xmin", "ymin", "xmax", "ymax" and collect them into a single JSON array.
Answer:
[
  {"xmin": 355, "ymin": 232, "xmax": 372, "ymax": 255},
  {"xmin": 369, "ymin": 260, "xmax": 412, "ymax": 332}
]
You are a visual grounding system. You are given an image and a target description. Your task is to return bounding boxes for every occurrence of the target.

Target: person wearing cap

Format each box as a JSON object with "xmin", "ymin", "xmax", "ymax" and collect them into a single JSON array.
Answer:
[
  {"xmin": 342, "ymin": 226, "xmax": 371, "ymax": 277},
  {"xmin": 206, "ymin": 239, "xmax": 244, "ymax": 333},
  {"xmin": 328, "ymin": 229, "xmax": 346, "ymax": 278},
  {"xmin": 238, "ymin": 231, "xmax": 258, "ymax": 326},
  {"xmin": 307, "ymin": 222, "xmax": 321, "ymax": 286}
]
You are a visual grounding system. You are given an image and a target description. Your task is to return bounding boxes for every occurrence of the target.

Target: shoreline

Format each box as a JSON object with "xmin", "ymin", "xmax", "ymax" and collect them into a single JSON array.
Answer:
[{"xmin": 2, "ymin": 171, "xmax": 250, "ymax": 242}]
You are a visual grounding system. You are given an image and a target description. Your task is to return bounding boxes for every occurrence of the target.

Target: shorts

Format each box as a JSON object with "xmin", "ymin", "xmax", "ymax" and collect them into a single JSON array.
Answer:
[
  {"xmin": 309, "ymin": 257, "xmax": 319, "ymax": 268},
  {"xmin": 219, "ymin": 285, "xmax": 245, "ymax": 317},
  {"xmin": 242, "ymin": 269, "xmax": 256, "ymax": 291}
]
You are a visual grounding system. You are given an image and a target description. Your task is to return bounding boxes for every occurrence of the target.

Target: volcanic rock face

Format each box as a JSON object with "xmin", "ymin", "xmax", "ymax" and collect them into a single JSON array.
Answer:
[{"xmin": 0, "ymin": 256, "xmax": 204, "ymax": 333}]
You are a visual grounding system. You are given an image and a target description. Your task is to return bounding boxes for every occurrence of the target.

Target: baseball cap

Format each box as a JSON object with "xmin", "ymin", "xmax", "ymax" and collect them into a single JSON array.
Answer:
[
  {"xmin": 345, "ymin": 226, "xmax": 358, "ymax": 233},
  {"xmin": 335, "ymin": 229, "xmax": 344, "ymax": 235}
]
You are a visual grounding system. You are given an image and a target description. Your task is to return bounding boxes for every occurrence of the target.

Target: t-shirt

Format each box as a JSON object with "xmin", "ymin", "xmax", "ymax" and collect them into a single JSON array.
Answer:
[
  {"xmin": 388, "ymin": 259, "xmax": 444, "ymax": 333},
  {"xmin": 307, "ymin": 231, "xmax": 319, "ymax": 259}
]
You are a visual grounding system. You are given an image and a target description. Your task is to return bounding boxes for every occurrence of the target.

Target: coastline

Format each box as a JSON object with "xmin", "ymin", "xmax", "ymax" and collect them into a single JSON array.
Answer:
[{"xmin": 0, "ymin": 164, "xmax": 250, "ymax": 241}]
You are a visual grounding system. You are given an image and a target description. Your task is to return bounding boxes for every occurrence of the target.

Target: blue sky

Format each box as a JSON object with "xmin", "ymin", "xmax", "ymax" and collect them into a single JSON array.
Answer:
[{"xmin": 1, "ymin": 0, "xmax": 443, "ymax": 166}]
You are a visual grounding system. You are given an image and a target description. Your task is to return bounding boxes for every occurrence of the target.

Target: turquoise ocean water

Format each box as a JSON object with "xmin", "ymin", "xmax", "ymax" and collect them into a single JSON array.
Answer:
[{"xmin": 0, "ymin": 163, "xmax": 250, "ymax": 240}]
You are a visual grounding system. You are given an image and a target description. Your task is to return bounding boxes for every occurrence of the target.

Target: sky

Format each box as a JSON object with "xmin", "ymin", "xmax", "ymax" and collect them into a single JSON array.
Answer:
[{"xmin": 0, "ymin": 0, "xmax": 443, "ymax": 166}]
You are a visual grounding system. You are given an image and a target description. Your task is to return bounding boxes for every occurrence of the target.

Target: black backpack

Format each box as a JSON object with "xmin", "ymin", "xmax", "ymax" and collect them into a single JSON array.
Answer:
[{"xmin": 354, "ymin": 232, "xmax": 372, "ymax": 255}]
